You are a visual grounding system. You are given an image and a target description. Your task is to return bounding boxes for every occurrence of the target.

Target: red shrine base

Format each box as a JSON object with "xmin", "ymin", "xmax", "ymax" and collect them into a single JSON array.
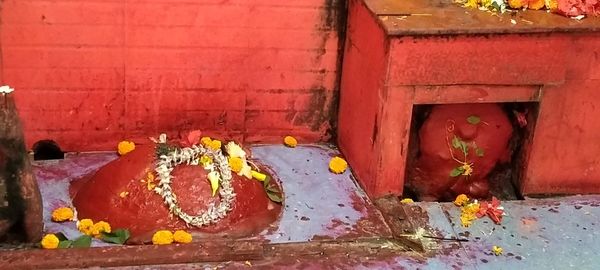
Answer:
[{"xmin": 71, "ymin": 144, "xmax": 282, "ymax": 244}]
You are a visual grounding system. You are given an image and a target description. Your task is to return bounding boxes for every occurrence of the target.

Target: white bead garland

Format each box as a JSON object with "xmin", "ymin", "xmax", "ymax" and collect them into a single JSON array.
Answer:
[{"xmin": 154, "ymin": 134, "xmax": 236, "ymax": 227}]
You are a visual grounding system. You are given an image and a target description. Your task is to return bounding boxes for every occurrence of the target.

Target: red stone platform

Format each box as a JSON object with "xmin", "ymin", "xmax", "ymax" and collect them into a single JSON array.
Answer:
[{"xmin": 338, "ymin": 0, "xmax": 600, "ymax": 198}]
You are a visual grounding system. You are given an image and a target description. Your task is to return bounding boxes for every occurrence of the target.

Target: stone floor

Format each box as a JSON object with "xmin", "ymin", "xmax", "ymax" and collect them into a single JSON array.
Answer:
[{"xmin": 9, "ymin": 145, "xmax": 600, "ymax": 269}]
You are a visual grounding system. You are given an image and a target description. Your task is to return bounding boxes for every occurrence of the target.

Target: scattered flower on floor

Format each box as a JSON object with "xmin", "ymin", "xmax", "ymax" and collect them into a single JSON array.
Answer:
[
  {"xmin": 117, "ymin": 141, "xmax": 135, "ymax": 156},
  {"xmin": 492, "ymin": 245, "xmax": 503, "ymax": 256},
  {"xmin": 40, "ymin": 234, "xmax": 59, "ymax": 249},
  {"xmin": 477, "ymin": 197, "xmax": 505, "ymax": 224},
  {"xmin": 92, "ymin": 221, "xmax": 111, "ymax": 237},
  {"xmin": 173, "ymin": 230, "xmax": 193, "ymax": 244},
  {"xmin": 400, "ymin": 198, "xmax": 414, "ymax": 204},
  {"xmin": 78, "ymin": 219, "xmax": 95, "ymax": 236},
  {"xmin": 454, "ymin": 194, "xmax": 469, "ymax": 206},
  {"xmin": 284, "ymin": 136, "xmax": 298, "ymax": 148},
  {"xmin": 152, "ymin": 230, "xmax": 174, "ymax": 245},
  {"xmin": 329, "ymin": 157, "xmax": 348, "ymax": 174},
  {"xmin": 51, "ymin": 207, "xmax": 74, "ymax": 222}
]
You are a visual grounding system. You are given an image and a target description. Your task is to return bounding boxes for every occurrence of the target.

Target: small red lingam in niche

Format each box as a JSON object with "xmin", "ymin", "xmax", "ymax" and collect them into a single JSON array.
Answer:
[
  {"xmin": 408, "ymin": 104, "xmax": 513, "ymax": 201},
  {"xmin": 71, "ymin": 134, "xmax": 282, "ymax": 244}
]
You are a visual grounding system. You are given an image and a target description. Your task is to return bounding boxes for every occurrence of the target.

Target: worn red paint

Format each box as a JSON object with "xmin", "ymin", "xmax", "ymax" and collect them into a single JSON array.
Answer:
[
  {"xmin": 0, "ymin": 0, "xmax": 343, "ymax": 151},
  {"xmin": 338, "ymin": 0, "xmax": 600, "ymax": 198}
]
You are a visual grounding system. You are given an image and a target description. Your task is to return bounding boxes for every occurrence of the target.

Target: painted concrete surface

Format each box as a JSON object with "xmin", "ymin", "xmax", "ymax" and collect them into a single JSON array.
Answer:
[
  {"xmin": 32, "ymin": 145, "xmax": 600, "ymax": 269},
  {"xmin": 33, "ymin": 145, "xmax": 390, "ymax": 247}
]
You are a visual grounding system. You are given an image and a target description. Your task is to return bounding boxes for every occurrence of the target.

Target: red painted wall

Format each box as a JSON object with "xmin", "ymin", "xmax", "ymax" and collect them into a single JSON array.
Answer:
[{"xmin": 0, "ymin": 0, "xmax": 344, "ymax": 151}]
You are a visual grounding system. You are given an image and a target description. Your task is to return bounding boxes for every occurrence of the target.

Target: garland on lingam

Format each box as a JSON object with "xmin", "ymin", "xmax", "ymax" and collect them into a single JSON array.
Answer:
[{"xmin": 455, "ymin": 0, "xmax": 599, "ymax": 19}]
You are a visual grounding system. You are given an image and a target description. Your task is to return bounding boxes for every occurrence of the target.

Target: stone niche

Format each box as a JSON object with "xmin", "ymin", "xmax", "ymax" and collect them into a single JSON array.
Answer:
[{"xmin": 337, "ymin": 0, "xmax": 600, "ymax": 199}]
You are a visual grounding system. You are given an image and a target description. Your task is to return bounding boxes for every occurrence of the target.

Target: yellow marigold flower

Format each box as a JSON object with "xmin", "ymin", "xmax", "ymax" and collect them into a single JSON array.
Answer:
[
  {"xmin": 199, "ymin": 155, "xmax": 213, "ymax": 168},
  {"xmin": 508, "ymin": 0, "xmax": 525, "ymax": 8},
  {"xmin": 229, "ymin": 157, "xmax": 243, "ymax": 173},
  {"xmin": 40, "ymin": 234, "xmax": 60, "ymax": 249},
  {"xmin": 251, "ymin": 170, "xmax": 267, "ymax": 181},
  {"xmin": 460, "ymin": 213, "xmax": 477, "ymax": 227},
  {"xmin": 51, "ymin": 207, "xmax": 74, "ymax": 222},
  {"xmin": 117, "ymin": 140, "xmax": 135, "ymax": 156},
  {"xmin": 492, "ymin": 245, "xmax": 503, "ymax": 256},
  {"xmin": 209, "ymin": 139, "xmax": 222, "ymax": 151},
  {"xmin": 78, "ymin": 219, "xmax": 94, "ymax": 236},
  {"xmin": 329, "ymin": 157, "xmax": 348, "ymax": 174},
  {"xmin": 173, "ymin": 230, "xmax": 193, "ymax": 244},
  {"xmin": 528, "ymin": 0, "xmax": 545, "ymax": 9},
  {"xmin": 283, "ymin": 136, "xmax": 298, "ymax": 148},
  {"xmin": 464, "ymin": 0, "xmax": 478, "ymax": 8},
  {"xmin": 454, "ymin": 194, "xmax": 469, "ymax": 206},
  {"xmin": 92, "ymin": 221, "xmax": 111, "ymax": 236},
  {"xmin": 400, "ymin": 198, "xmax": 414, "ymax": 204},
  {"xmin": 152, "ymin": 230, "xmax": 174, "ymax": 245},
  {"xmin": 200, "ymin": 137, "xmax": 212, "ymax": 146},
  {"xmin": 462, "ymin": 202, "xmax": 480, "ymax": 215}
]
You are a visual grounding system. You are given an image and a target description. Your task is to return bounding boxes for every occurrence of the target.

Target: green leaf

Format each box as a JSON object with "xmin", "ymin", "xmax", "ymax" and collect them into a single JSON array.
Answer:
[
  {"xmin": 266, "ymin": 190, "xmax": 283, "ymax": 203},
  {"xmin": 58, "ymin": 240, "xmax": 73, "ymax": 249},
  {"xmin": 475, "ymin": 148, "xmax": 485, "ymax": 157},
  {"xmin": 263, "ymin": 176, "xmax": 271, "ymax": 188},
  {"xmin": 467, "ymin": 115, "xmax": 481, "ymax": 125},
  {"xmin": 459, "ymin": 141, "xmax": 469, "ymax": 156},
  {"xmin": 72, "ymin": 235, "xmax": 92, "ymax": 248},
  {"xmin": 100, "ymin": 229, "xmax": 130, "ymax": 245},
  {"xmin": 266, "ymin": 185, "xmax": 279, "ymax": 193},
  {"xmin": 55, "ymin": 232, "xmax": 69, "ymax": 241},
  {"xmin": 450, "ymin": 167, "xmax": 465, "ymax": 177},
  {"xmin": 451, "ymin": 136, "xmax": 461, "ymax": 149}
]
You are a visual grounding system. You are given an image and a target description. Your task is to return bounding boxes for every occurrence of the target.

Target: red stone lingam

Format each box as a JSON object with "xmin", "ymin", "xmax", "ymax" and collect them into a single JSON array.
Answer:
[{"xmin": 71, "ymin": 142, "xmax": 282, "ymax": 244}]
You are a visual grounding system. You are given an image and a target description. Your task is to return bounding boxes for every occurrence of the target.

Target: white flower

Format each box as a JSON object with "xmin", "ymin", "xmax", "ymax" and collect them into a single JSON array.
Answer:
[
  {"xmin": 225, "ymin": 141, "xmax": 246, "ymax": 159},
  {"xmin": 239, "ymin": 163, "xmax": 252, "ymax": 179},
  {"xmin": 0, "ymin": 85, "xmax": 14, "ymax": 94}
]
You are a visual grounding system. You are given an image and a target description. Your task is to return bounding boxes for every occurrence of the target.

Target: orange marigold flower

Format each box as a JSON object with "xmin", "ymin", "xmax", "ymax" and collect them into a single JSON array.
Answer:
[
  {"xmin": 329, "ymin": 157, "xmax": 348, "ymax": 174},
  {"xmin": 528, "ymin": 0, "xmax": 545, "ymax": 9},
  {"xmin": 40, "ymin": 234, "xmax": 60, "ymax": 249},
  {"xmin": 51, "ymin": 207, "xmax": 74, "ymax": 222},
  {"xmin": 200, "ymin": 137, "xmax": 212, "ymax": 146},
  {"xmin": 508, "ymin": 0, "xmax": 525, "ymax": 8},
  {"xmin": 173, "ymin": 230, "xmax": 193, "ymax": 244},
  {"xmin": 454, "ymin": 194, "xmax": 469, "ymax": 206},
  {"xmin": 228, "ymin": 157, "xmax": 243, "ymax": 173},
  {"xmin": 117, "ymin": 141, "xmax": 135, "ymax": 156},
  {"xmin": 152, "ymin": 230, "xmax": 174, "ymax": 245},
  {"xmin": 283, "ymin": 136, "xmax": 298, "ymax": 148}
]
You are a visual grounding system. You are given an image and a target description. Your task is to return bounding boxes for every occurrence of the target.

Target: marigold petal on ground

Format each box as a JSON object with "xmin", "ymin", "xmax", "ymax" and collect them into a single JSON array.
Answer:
[
  {"xmin": 117, "ymin": 141, "xmax": 135, "ymax": 156},
  {"xmin": 41, "ymin": 234, "xmax": 60, "ymax": 249},
  {"xmin": 173, "ymin": 230, "xmax": 193, "ymax": 243},
  {"xmin": 51, "ymin": 207, "xmax": 74, "ymax": 222},
  {"xmin": 152, "ymin": 230, "xmax": 174, "ymax": 245},
  {"xmin": 492, "ymin": 245, "xmax": 503, "ymax": 255},
  {"xmin": 329, "ymin": 157, "xmax": 348, "ymax": 174},
  {"xmin": 283, "ymin": 136, "xmax": 298, "ymax": 148},
  {"xmin": 400, "ymin": 198, "xmax": 414, "ymax": 204}
]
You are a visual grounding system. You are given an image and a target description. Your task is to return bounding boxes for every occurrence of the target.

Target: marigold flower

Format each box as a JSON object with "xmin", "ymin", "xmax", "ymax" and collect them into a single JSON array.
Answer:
[
  {"xmin": 209, "ymin": 140, "xmax": 222, "ymax": 151},
  {"xmin": 92, "ymin": 221, "xmax": 111, "ymax": 236},
  {"xmin": 200, "ymin": 137, "xmax": 212, "ymax": 146},
  {"xmin": 545, "ymin": 0, "xmax": 558, "ymax": 10},
  {"xmin": 199, "ymin": 155, "xmax": 213, "ymax": 168},
  {"xmin": 283, "ymin": 136, "xmax": 298, "ymax": 148},
  {"xmin": 400, "ymin": 198, "xmax": 414, "ymax": 204},
  {"xmin": 228, "ymin": 157, "xmax": 243, "ymax": 173},
  {"xmin": 117, "ymin": 141, "xmax": 135, "ymax": 156},
  {"xmin": 251, "ymin": 170, "xmax": 267, "ymax": 181},
  {"xmin": 508, "ymin": 0, "xmax": 525, "ymax": 8},
  {"xmin": 492, "ymin": 245, "xmax": 503, "ymax": 256},
  {"xmin": 460, "ymin": 212, "xmax": 477, "ymax": 227},
  {"xmin": 329, "ymin": 157, "xmax": 348, "ymax": 174},
  {"xmin": 528, "ymin": 0, "xmax": 545, "ymax": 9},
  {"xmin": 454, "ymin": 194, "xmax": 469, "ymax": 206},
  {"xmin": 462, "ymin": 202, "xmax": 481, "ymax": 215},
  {"xmin": 173, "ymin": 230, "xmax": 193, "ymax": 244},
  {"xmin": 51, "ymin": 207, "xmax": 74, "ymax": 222},
  {"xmin": 41, "ymin": 234, "xmax": 60, "ymax": 249},
  {"xmin": 152, "ymin": 230, "xmax": 174, "ymax": 245},
  {"xmin": 78, "ymin": 219, "xmax": 95, "ymax": 236}
]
